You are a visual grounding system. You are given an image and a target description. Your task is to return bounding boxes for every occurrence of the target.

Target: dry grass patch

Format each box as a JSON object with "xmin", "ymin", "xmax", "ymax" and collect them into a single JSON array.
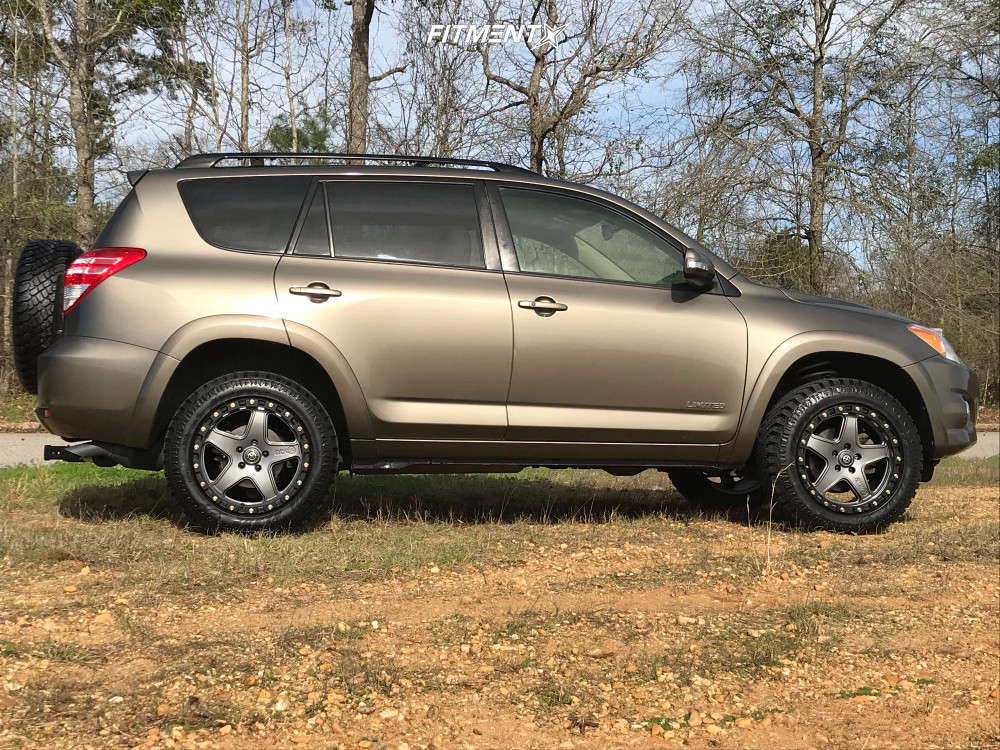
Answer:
[{"xmin": 0, "ymin": 459, "xmax": 996, "ymax": 748}]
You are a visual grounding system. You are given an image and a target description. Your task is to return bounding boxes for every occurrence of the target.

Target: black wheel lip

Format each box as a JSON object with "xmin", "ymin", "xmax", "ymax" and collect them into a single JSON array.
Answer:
[
  {"xmin": 191, "ymin": 394, "xmax": 312, "ymax": 517},
  {"xmin": 794, "ymin": 401, "xmax": 903, "ymax": 515}
]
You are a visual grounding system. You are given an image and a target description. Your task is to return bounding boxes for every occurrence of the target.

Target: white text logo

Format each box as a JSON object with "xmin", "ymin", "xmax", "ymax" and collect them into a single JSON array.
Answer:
[{"xmin": 427, "ymin": 23, "xmax": 567, "ymax": 52}]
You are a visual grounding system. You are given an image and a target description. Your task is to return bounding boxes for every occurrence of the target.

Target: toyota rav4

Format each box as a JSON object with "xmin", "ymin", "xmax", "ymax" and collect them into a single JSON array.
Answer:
[{"xmin": 11, "ymin": 152, "xmax": 978, "ymax": 532}]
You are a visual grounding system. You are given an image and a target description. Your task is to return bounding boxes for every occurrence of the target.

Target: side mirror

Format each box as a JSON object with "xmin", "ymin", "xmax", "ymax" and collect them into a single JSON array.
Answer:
[{"xmin": 683, "ymin": 248, "xmax": 716, "ymax": 289}]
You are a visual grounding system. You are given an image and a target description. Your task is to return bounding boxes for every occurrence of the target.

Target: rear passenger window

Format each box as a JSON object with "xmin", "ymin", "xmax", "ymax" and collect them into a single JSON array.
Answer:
[
  {"xmin": 179, "ymin": 176, "xmax": 311, "ymax": 254},
  {"xmin": 327, "ymin": 182, "xmax": 484, "ymax": 269}
]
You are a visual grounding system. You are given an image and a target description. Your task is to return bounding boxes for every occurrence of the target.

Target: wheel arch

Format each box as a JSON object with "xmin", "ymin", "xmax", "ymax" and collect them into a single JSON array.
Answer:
[
  {"xmin": 724, "ymin": 336, "xmax": 934, "ymax": 472},
  {"xmin": 146, "ymin": 337, "xmax": 368, "ymax": 465}
]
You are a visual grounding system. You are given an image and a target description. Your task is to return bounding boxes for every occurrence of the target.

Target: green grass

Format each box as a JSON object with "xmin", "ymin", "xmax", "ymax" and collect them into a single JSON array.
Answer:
[
  {"xmin": 931, "ymin": 456, "xmax": 999, "ymax": 486},
  {"xmin": 1, "ymin": 456, "xmax": 995, "ymax": 612},
  {"xmin": 0, "ymin": 464, "xmax": 691, "ymax": 606},
  {"xmin": 0, "ymin": 390, "xmax": 36, "ymax": 421}
]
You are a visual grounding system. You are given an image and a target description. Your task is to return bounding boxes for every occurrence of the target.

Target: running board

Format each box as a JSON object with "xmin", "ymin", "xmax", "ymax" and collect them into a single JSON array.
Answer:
[{"xmin": 350, "ymin": 457, "xmax": 731, "ymax": 475}]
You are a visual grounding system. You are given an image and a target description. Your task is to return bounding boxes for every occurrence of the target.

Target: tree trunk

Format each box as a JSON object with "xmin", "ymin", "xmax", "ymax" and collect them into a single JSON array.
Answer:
[
  {"xmin": 181, "ymin": 27, "xmax": 197, "ymax": 156},
  {"xmin": 347, "ymin": 0, "xmax": 375, "ymax": 153},
  {"xmin": 806, "ymin": 156, "xmax": 825, "ymax": 294},
  {"xmin": 68, "ymin": 64, "xmax": 96, "ymax": 246},
  {"xmin": 282, "ymin": 0, "xmax": 298, "ymax": 152},
  {"xmin": 238, "ymin": 0, "xmax": 251, "ymax": 151},
  {"xmin": 526, "ymin": 0, "xmax": 557, "ymax": 174},
  {"xmin": 806, "ymin": 0, "xmax": 827, "ymax": 294}
]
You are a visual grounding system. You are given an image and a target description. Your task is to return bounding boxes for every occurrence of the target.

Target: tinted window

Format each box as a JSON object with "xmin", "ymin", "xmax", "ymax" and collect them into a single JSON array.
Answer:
[
  {"xmin": 327, "ymin": 182, "xmax": 484, "ymax": 269},
  {"xmin": 499, "ymin": 187, "xmax": 684, "ymax": 286},
  {"xmin": 294, "ymin": 186, "xmax": 331, "ymax": 256},
  {"xmin": 179, "ymin": 176, "xmax": 311, "ymax": 253}
]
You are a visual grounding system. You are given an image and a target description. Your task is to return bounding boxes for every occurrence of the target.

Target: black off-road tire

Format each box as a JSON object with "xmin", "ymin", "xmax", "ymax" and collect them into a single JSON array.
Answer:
[
  {"xmin": 667, "ymin": 469, "xmax": 765, "ymax": 509},
  {"xmin": 164, "ymin": 372, "xmax": 340, "ymax": 533},
  {"xmin": 12, "ymin": 239, "xmax": 82, "ymax": 393},
  {"xmin": 754, "ymin": 377, "xmax": 922, "ymax": 532}
]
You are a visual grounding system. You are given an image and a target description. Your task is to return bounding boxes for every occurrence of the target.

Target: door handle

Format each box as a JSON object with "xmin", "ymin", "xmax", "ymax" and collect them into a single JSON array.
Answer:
[
  {"xmin": 289, "ymin": 283, "xmax": 342, "ymax": 302},
  {"xmin": 518, "ymin": 296, "xmax": 568, "ymax": 316}
]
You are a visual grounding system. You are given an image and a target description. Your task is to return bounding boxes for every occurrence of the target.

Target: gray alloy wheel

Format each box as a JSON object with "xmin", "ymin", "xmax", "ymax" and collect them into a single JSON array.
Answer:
[
  {"xmin": 193, "ymin": 397, "xmax": 311, "ymax": 515},
  {"xmin": 796, "ymin": 404, "xmax": 901, "ymax": 512},
  {"xmin": 164, "ymin": 371, "xmax": 339, "ymax": 533},
  {"xmin": 756, "ymin": 377, "xmax": 922, "ymax": 532}
]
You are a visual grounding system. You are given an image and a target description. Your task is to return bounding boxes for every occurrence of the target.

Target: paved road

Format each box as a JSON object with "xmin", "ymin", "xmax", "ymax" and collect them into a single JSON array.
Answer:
[
  {"xmin": 1, "ymin": 430, "xmax": 997, "ymax": 470},
  {"xmin": 0, "ymin": 433, "xmax": 52, "ymax": 468}
]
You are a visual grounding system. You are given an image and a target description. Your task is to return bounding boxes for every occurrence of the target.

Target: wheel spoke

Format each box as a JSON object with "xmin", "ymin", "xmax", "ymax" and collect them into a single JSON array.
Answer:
[
  {"xmin": 205, "ymin": 428, "xmax": 242, "ymax": 459},
  {"xmin": 837, "ymin": 415, "xmax": 860, "ymax": 446},
  {"xmin": 243, "ymin": 409, "xmax": 270, "ymax": 445},
  {"xmin": 857, "ymin": 443, "xmax": 889, "ymax": 469},
  {"xmin": 845, "ymin": 468, "xmax": 872, "ymax": 500},
  {"xmin": 806, "ymin": 433, "xmax": 839, "ymax": 457},
  {"xmin": 250, "ymin": 466, "xmax": 279, "ymax": 499},
  {"xmin": 212, "ymin": 459, "xmax": 248, "ymax": 496},
  {"xmin": 812, "ymin": 459, "xmax": 842, "ymax": 495}
]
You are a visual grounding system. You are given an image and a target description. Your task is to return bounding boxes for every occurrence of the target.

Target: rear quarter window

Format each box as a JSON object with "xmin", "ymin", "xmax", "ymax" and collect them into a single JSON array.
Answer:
[{"xmin": 179, "ymin": 176, "xmax": 311, "ymax": 253}]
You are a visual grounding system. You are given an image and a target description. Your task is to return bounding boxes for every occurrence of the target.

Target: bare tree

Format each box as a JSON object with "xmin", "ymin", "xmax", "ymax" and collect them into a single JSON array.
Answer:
[
  {"xmin": 346, "ymin": 0, "xmax": 404, "ymax": 153},
  {"xmin": 469, "ymin": 0, "xmax": 681, "ymax": 174},
  {"xmin": 34, "ymin": 0, "xmax": 128, "ymax": 243},
  {"xmin": 682, "ymin": 0, "xmax": 935, "ymax": 293}
]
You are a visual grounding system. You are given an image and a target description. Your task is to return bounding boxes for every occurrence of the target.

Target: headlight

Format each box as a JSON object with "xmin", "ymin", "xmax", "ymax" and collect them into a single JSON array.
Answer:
[{"xmin": 908, "ymin": 324, "xmax": 962, "ymax": 363}]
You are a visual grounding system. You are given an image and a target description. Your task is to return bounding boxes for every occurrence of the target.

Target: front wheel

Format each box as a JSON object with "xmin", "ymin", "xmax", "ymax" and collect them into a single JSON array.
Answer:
[
  {"xmin": 164, "ymin": 372, "xmax": 340, "ymax": 533},
  {"xmin": 755, "ymin": 377, "xmax": 922, "ymax": 532}
]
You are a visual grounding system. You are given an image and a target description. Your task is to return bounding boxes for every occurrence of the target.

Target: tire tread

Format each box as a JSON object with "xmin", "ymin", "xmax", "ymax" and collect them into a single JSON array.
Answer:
[
  {"xmin": 754, "ymin": 377, "xmax": 922, "ymax": 532},
  {"xmin": 163, "ymin": 371, "xmax": 339, "ymax": 533},
  {"xmin": 12, "ymin": 239, "xmax": 82, "ymax": 393}
]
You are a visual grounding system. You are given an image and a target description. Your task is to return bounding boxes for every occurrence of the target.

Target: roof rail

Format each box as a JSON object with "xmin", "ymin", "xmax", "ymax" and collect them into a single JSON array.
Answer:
[{"xmin": 174, "ymin": 152, "xmax": 533, "ymax": 174}]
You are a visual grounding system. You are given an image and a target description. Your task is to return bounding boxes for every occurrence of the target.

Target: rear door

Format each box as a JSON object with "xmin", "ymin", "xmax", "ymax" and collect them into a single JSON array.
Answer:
[{"xmin": 275, "ymin": 178, "xmax": 513, "ymax": 441}]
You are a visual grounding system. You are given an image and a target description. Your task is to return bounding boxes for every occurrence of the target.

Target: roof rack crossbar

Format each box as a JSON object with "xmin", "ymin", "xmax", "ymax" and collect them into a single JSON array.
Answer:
[{"xmin": 175, "ymin": 152, "xmax": 533, "ymax": 174}]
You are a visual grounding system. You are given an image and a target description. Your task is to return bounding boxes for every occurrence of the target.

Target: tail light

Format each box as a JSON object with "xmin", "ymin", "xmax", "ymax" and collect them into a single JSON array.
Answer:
[{"xmin": 63, "ymin": 247, "xmax": 146, "ymax": 313}]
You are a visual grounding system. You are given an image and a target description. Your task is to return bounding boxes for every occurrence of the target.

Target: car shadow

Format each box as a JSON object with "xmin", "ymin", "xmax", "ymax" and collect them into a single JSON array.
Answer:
[{"xmin": 58, "ymin": 470, "xmax": 784, "ymax": 531}]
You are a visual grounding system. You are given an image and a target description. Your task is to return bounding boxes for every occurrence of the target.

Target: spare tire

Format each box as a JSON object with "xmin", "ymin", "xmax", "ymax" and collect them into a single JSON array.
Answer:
[{"xmin": 12, "ymin": 239, "xmax": 82, "ymax": 393}]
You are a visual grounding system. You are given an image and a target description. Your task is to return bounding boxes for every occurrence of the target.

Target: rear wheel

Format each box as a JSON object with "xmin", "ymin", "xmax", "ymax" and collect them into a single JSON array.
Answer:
[
  {"xmin": 164, "ymin": 372, "xmax": 339, "ymax": 533},
  {"xmin": 668, "ymin": 468, "xmax": 764, "ymax": 509},
  {"xmin": 755, "ymin": 377, "xmax": 921, "ymax": 532}
]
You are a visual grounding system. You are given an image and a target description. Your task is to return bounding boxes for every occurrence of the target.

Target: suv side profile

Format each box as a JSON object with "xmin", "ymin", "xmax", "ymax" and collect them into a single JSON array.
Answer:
[{"xmin": 13, "ymin": 153, "xmax": 978, "ymax": 533}]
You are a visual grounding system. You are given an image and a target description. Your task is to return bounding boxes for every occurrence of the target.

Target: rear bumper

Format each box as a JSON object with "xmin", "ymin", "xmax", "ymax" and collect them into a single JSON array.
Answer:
[
  {"xmin": 904, "ymin": 356, "xmax": 978, "ymax": 459},
  {"xmin": 36, "ymin": 335, "xmax": 159, "ymax": 448}
]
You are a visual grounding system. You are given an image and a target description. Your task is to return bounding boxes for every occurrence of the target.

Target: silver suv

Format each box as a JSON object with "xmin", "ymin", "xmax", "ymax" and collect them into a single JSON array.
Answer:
[{"xmin": 11, "ymin": 153, "xmax": 978, "ymax": 532}]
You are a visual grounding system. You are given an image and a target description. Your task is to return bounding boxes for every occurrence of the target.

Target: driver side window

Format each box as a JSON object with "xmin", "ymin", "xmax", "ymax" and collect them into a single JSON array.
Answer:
[{"xmin": 499, "ymin": 187, "xmax": 684, "ymax": 286}]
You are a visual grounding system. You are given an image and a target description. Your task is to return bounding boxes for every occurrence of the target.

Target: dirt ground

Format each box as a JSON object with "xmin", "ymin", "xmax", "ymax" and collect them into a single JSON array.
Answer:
[{"xmin": 0, "ymin": 460, "xmax": 997, "ymax": 750}]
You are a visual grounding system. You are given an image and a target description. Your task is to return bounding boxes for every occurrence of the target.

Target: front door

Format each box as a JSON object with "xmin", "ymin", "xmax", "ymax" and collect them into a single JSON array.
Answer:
[
  {"xmin": 494, "ymin": 185, "xmax": 748, "ymax": 446},
  {"xmin": 275, "ymin": 178, "xmax": 512, "ymax": 441}
]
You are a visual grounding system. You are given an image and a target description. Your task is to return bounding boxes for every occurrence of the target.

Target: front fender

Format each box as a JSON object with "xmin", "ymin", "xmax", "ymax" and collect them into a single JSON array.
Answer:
[{"xmin": 718, "ymin": 330, "xmax": 929, "ymax": 464}]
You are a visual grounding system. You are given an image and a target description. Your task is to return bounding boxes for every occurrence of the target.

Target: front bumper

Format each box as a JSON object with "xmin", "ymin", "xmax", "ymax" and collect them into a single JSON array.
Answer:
[
  {"xmin": 36, "ymin": 335, "xmax": 159, "ymax": 447},
  {"xmin": 904, "ymin": 356, "xmax": 978, "ymax": 459}
]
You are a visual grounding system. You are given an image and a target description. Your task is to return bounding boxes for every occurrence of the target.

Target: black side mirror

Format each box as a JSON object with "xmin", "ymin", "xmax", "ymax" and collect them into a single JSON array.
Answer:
[{"xmin": 683, "ymin": 248, "xmax": 716, "ymax": 289}]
